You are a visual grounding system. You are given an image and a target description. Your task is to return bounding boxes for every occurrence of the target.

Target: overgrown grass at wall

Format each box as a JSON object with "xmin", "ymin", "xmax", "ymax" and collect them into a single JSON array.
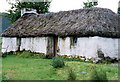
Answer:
[{"xmin": 2, "ymin": 55, "xmax": 118, "ymax": 80}]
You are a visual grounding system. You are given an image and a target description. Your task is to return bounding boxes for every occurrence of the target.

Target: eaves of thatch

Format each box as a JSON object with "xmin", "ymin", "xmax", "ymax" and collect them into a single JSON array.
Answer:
[{"xmin": 2, "ymin": 7, "xmax": 120, "ymax": 38}]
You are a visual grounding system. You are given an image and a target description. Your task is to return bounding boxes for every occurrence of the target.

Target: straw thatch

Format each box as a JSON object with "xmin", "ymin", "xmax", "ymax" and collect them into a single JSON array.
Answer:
[{"xmin": 2, "ymin": 7, "xmax": 120, "ymax": 38}]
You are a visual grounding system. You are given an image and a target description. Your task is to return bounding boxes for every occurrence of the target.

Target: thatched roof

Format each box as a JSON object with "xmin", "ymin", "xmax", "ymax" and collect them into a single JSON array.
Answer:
[{"xmin": 2, "ymin": 7, "xmax": 120, "ymax": 38}]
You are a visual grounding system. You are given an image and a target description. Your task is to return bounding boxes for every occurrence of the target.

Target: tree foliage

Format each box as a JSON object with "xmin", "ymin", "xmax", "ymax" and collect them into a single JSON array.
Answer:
[
  {"xmin": 118, "ymin": 7, "xmax": 120, "ymax": 15},
  {"xmin": 0, "ymin": 13, "xmax": 3, "ymax": 17},
  {"xmin": 83, "ymin": 0, "xmax": 98, "ymax": 8},
  {"xmin": 5, "ymin": 0, "xmax": 51, "ymax": 23}
]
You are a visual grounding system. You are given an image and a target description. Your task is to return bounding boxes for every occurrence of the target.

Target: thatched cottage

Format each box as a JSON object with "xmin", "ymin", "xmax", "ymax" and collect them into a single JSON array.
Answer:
[{"xmin": 1, "ymin": 7, "xmax": 120, "ymax": 61}]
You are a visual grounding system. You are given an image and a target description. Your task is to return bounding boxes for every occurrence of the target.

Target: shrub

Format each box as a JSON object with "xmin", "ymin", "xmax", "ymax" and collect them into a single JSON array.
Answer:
[
  {"xmin": 1, "ymin": 53, "xmax": 8, "ymax": 58},
  {"xmin": 90, "ymin": 67, "xmax": 107, "ymax": 80},
  {"xmin": 1, "ymin": 52, "xmax": 16, "ymax": 58},
  {"xmin": 51, "ymin": 56, "xmax": 65, "ymax": 68},
  {"xmin": 18, "ymin": 51, "xmax": 33, "ymax": 58},
  {"xmin": 67, "ymin": 68, "xmax": 76, "ymax": 80}
]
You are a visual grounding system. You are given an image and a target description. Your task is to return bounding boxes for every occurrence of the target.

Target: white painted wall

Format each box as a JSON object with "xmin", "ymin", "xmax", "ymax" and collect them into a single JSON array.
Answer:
[
  {"xmin": 57, "ymin": 36, "xmax": 119, "ymax": 60},
  {"xmin": 20, "ymin": 37, "xmax": 48, "ymax": 54},
  {"xmin": 2, "ymin": 36, "xmax": 119, "ymax": 61},
  {"xmin": 2, "ymin": 37, "xmax": 18, "ymax": 53},
  {"xmin": 97, "ymin": 37, "xmax": 118, "ymax": 59},
  {"xmin": 2, "ymin": 37, "xmax": 48, "ymax": 54}
]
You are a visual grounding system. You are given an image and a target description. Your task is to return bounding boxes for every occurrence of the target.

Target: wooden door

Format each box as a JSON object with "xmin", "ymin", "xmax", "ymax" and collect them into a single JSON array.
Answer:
[
  {"xmin": 46, "ymin": 36, "xmax": 58, "ymax": 58},
  {"xmin": 53, "ymin": 36, "xmax": 58, "ymax": 56}
]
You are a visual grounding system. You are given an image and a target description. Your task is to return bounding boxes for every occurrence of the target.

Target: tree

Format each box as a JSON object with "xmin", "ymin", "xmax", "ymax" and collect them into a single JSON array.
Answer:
[
  {"xmin": 5, "ymin": 0, "xmax": 51, "ymax": 23},
  {"xmin": 118, "ymin": 7, "xmax": 120, "ymax": 15},
  {"xmin": 83, "ymin": 0, "xmax": 98, "ymax": 8}
]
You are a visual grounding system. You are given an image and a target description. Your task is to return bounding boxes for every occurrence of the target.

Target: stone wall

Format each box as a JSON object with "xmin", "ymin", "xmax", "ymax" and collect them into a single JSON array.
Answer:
[
  {"xmin": 57, "ymin": 36, "xmax": 119, "ymax": 61},
  {"xmin": 2, "ymin": 37, "xmax": 18, "ymax": 53},
  {"xmin": 20, "ymin": 37, "xmax": 48, "ymax": 54},
  {"xmin": 2, "ymin": 37, "xmax": 48, "ymax": 54},
  {"xmin": 2, "ymin": 36, "xmax": 119, "ymax": 62}
]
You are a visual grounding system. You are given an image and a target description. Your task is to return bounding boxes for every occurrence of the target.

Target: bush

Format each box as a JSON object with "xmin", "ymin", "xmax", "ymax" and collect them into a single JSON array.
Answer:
[
  {"xmin": 1, "ymin": 53, "xmax": 8, "ymax": 58},
  {"xmin": 90, "ymin": 67, "xmax": 107, "ymax": 80},
  {"xmin": 1, "ymin": 52, "xmax": 16, "ymax": 58},
  {"xmin": 67, "ymin": 68, "xmax": 76, "ymax": 80},
  {"xmin": 51, "ymin": 57, "xmax": 65, "ymax": 68},
  {"xmin": 18, "ymin": 51, "xmax": 33, "ymax": 58}
]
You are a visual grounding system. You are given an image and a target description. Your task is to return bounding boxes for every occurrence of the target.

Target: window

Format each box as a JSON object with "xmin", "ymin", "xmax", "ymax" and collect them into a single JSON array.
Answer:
[
  {"xmin": 17, "ymin": 38, "xmax": 21, "ymax": 51},
  {"xmin": 70, "ymin": 37, "xmax": 77, "ymax": 48},
  {"xmin": 73, "ymin": 37, "xmax": 77, "ymax": 44}
]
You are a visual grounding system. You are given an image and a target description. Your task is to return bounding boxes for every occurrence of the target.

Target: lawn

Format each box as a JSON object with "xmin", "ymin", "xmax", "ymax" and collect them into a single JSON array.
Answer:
[
  {"xmin": 0, "ymin": 38, "xmax": 2, "ymax": 81},
  {"xmin": 0, "ymin": 38, "xmax": 2, "ymax": 53},
  {"xmin": 2, "ymin": 55, "xmax": 118, "ymax": 80}
]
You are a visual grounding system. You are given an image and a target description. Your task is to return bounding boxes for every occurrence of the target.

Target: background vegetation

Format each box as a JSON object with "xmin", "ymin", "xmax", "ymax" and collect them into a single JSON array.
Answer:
[
  {"xmin": 5, "ymin": 0, "xmax": 51, "ymax": 23},
  {"xmin": 83, "ymin": 0, "xmax": 98, "ymax": 8}
]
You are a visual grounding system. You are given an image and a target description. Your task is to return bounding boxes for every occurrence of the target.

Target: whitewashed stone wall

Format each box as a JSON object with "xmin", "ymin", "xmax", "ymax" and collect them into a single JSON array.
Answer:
[
  {"xmin": 2, "ymin": 37, "xmax": 48, "ymax": 54},
  {"xmin": 2, "ymin": 37, "xmax": 18, "ymax": 53},
  {"xmin": 97, "ymin": 37, "xmax": 118, "ymax": 59},
  {"xmin": 2, "ymin": 36, "xmax": 119, "ymax": 60},
  {"xmin": 57, "ymin": 36, "xmax": 119, "ymax": 60},
  {"xmin": 20, "ymin": 37, "xmax": 48, "ymax": 54}
]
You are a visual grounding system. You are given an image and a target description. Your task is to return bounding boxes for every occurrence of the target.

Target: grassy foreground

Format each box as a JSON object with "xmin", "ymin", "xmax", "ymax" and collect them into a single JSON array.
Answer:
[
  {"xmin": 2, "ymin": 55, "xmax": 118, "ymax": 80},
  {"xmin": 0, "ymin": 38, "xmax": 2, "ymax": 53},
  {"xmin": 0, "ymin": 38, "xmax": 2, "ymax": 81}
]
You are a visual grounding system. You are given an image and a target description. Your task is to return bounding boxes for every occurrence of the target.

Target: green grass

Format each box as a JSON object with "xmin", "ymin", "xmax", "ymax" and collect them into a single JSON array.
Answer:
[
  {"xmin": 0, "ymin": 38, "xmax": 2, "ymax": 53},
  {"xmin": 0, "ymin": 13, "xmax": 3, "ymax": 17},
  {"xmin": 2, "ymin": 55, "xmax": 118, "ymax": 80},
  {"xmin": 0, "ymin": 38, "xmax": 2, "ymax": 81}
]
